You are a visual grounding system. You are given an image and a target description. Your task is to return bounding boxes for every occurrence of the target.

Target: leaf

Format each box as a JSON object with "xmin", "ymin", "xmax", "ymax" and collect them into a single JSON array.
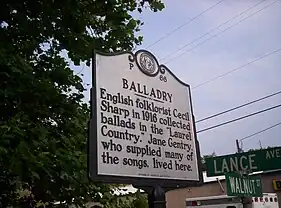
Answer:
[
  {"xmin": 86, "ymin": 59, "xmax": 91, "ymax": 67},
  {"xmin": 0, "ymin": 0, "xmax": 165, "ymax": 207}
]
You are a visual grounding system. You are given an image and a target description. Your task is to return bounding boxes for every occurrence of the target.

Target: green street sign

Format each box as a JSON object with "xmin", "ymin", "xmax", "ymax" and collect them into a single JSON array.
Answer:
[
  {"xmin": 226, "ymin": 172, "xmax": 262, "ymax": 197},
  {"xmin": 205, "ymin": 146, "xmax": 281, "ymax": 177}
]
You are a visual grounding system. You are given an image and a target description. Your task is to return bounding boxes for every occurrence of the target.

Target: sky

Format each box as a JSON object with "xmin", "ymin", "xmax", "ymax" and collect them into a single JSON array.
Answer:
[{"xmin": 71, "ymin": 0, "xmax": 281, "ymax": 156}]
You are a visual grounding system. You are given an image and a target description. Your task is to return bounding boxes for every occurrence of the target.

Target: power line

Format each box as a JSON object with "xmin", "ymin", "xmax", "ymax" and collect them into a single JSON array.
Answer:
[
  {"xmin": 160, "ymin": 0, "xmax": 266, "ymax": 61},
  {"xmin": 240, "ymin": 121, "xmax": 281, "ymax": 142},
  {"xmin": 196, "ymin": 90, "xmax": 281, "ymax": 123},
  {"xmin": 192, "ymin": 47, "xmax": 281, "ymax": 89},
  {"xmin": 145, "ymin": 0, "xmax": 226, "ymax": 49},
  {"xmin": 165, "ymin": 0, "xmax": 280, "ymax": 64},
  {"xmin": 196, "ymin": 104, "xmax": 281, "ymax": 133}
]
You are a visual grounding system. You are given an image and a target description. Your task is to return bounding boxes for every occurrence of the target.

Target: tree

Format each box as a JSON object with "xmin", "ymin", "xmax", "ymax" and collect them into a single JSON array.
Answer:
[
  {"xmin": 0, "ymin": 0, "xmax": 164, "ymax": 207},
  {"xmin": 201, "ymin": 152, "xmax": 216, "ymax": 164},
  {"xmin": 104, "ymin": 189, "xmax": 148, "ymax": 208},
  {"xmin": 132, "ymin": 190, "xmax": 148, "ymax": 208}
]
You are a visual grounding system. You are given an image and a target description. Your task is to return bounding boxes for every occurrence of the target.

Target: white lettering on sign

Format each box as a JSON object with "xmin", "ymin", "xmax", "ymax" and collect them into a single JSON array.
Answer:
[
  {"xmin": 235, "ymin": 178, "xmax": 240, "ymax": 193},
  {"xmin": 243, "ymin": 179, "xmax": 249, "ymax": 194},
  {"xmin": 275, "ymin": 149, "xmax": 281, "ymax": 157},
  {"xmin": 229, "ymin": 177, "xmax": 236, "ymax": 192},
  {"xmin": 249, "ymin": 154, "xmax": 258, "ymax": 170},
  {"xmin": 207, "ymin": 147, "xmax": 281, "ymax": 177},
  {"xmin": 222, "ymin": 159, "xmax": 229, "ymax": 173},
  {"xmin": 229, "ymin": 157, "xmax": 239, "ymax": 172},
  {"xmin": 228, "ymin": 176, "xmax": 261, "ymax": 195},
  {"xmin": 213, "ymin": 154, "xmax": 258, "ymax": 174},
  {"xmin": 240, "ymin": 156, "xmax": 248, "ymax": 171},
  {"xmin": 214, "ymin": 160, "xmax": 222, "ymax": 175},
  {"xmin": 94, "ymin": 51, "xmax": 199, "ymax": 181},
  {"xmin": 266, "ymin": 149, "xmax": 281, "ymax": 159}
]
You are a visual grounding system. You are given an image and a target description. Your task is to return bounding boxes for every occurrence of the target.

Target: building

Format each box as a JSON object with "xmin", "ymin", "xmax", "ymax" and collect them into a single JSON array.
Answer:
[{"xmin": 166, "ymin": 170, "xmax": 281, "ymax": 208}]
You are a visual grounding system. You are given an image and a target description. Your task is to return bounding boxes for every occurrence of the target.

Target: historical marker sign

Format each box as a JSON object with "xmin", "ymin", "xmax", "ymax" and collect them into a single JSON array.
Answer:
[
  {"xmin": 89, "ymin": 50, "xmax": 202, "ymax": 186},
  {"xmin": 225, "ymin": 172, "xmax": 262, "ymax": 197},
  {"xmin": 205, "ymin": 146, "xmax": 281, "ymax": 177}
]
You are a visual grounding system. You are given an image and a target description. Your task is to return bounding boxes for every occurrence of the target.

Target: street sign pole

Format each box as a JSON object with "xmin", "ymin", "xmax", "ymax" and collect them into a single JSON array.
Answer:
[{"xmin": 235, "ymin": 139, "xmax": 249, "ymax": 208}]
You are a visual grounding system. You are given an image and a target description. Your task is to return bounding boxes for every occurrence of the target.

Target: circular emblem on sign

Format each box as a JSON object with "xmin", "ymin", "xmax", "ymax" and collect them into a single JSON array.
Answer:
[
  {"xmin": 140, "ymin": 53, "xmax": 156, "ymax": 75},
  {"xmin": 136, "ymin": 51, "xmax": 159, "ymax": 77}
]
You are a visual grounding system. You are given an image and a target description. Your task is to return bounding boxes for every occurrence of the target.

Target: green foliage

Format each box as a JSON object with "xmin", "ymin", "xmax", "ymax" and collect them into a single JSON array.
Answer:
[
  {"xmin": 103, "ymin": 189, "xmax": 148, "ymax": 208},
  {"xmin": 0, "ymin": 0, "xmax": 164, "ymax": 207},
  {"xmin": 201, "ymin": 152, "xmax": 216, "ymax": 164},
  {"xmin": 132, "ymin": 190, "xmax": 148, "ymax": 208},
  {"xmin": 0, "ymin": 0, "xmax": 164, "ymax": 65}
]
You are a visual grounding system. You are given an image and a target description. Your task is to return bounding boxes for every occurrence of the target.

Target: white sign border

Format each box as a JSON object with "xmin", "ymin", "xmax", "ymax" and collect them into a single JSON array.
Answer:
[{"xmin": 89, "ymin": 49, "xmax": 203, "ymax": 187}]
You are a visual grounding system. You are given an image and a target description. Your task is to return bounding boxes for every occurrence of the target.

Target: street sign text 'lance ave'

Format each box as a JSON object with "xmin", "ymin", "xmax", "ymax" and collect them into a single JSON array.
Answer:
[{"xmin": 205, "ymin": 146, "xmax": 281, "ymax": 177}]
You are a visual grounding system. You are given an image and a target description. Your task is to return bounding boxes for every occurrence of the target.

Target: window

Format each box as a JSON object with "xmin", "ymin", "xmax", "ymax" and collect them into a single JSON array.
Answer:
[
  {"xmin": 270, "ymin": 198, "xmax": 273, "ymax": 202},
  {"xmin": 255, "ymin": 197, "xmax": 258, "ymax": 202},
  {"xmin": 274, "ymin": 198, "xmax": 278, "ymax": 202},
  {"xmin": 265, "ymin": 198, "xmax": 268, "ymax": 202},
  {"xmin": 260, "ymin": 197, "xmax": 264, "ymax": 202}
]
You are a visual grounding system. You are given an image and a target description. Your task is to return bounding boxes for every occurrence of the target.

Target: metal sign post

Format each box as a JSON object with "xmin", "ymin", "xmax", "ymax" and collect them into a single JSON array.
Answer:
[
  {"xmin": 235, "ymin": 140, "xmax": 261, "ymax": 208},
  {"xmin": 236, "ymin": 139, "xmax": 247, "ymax": 208},
  {"xmin": 140, "ymin": 186, "xmax": 166, "ymax": 208}
]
